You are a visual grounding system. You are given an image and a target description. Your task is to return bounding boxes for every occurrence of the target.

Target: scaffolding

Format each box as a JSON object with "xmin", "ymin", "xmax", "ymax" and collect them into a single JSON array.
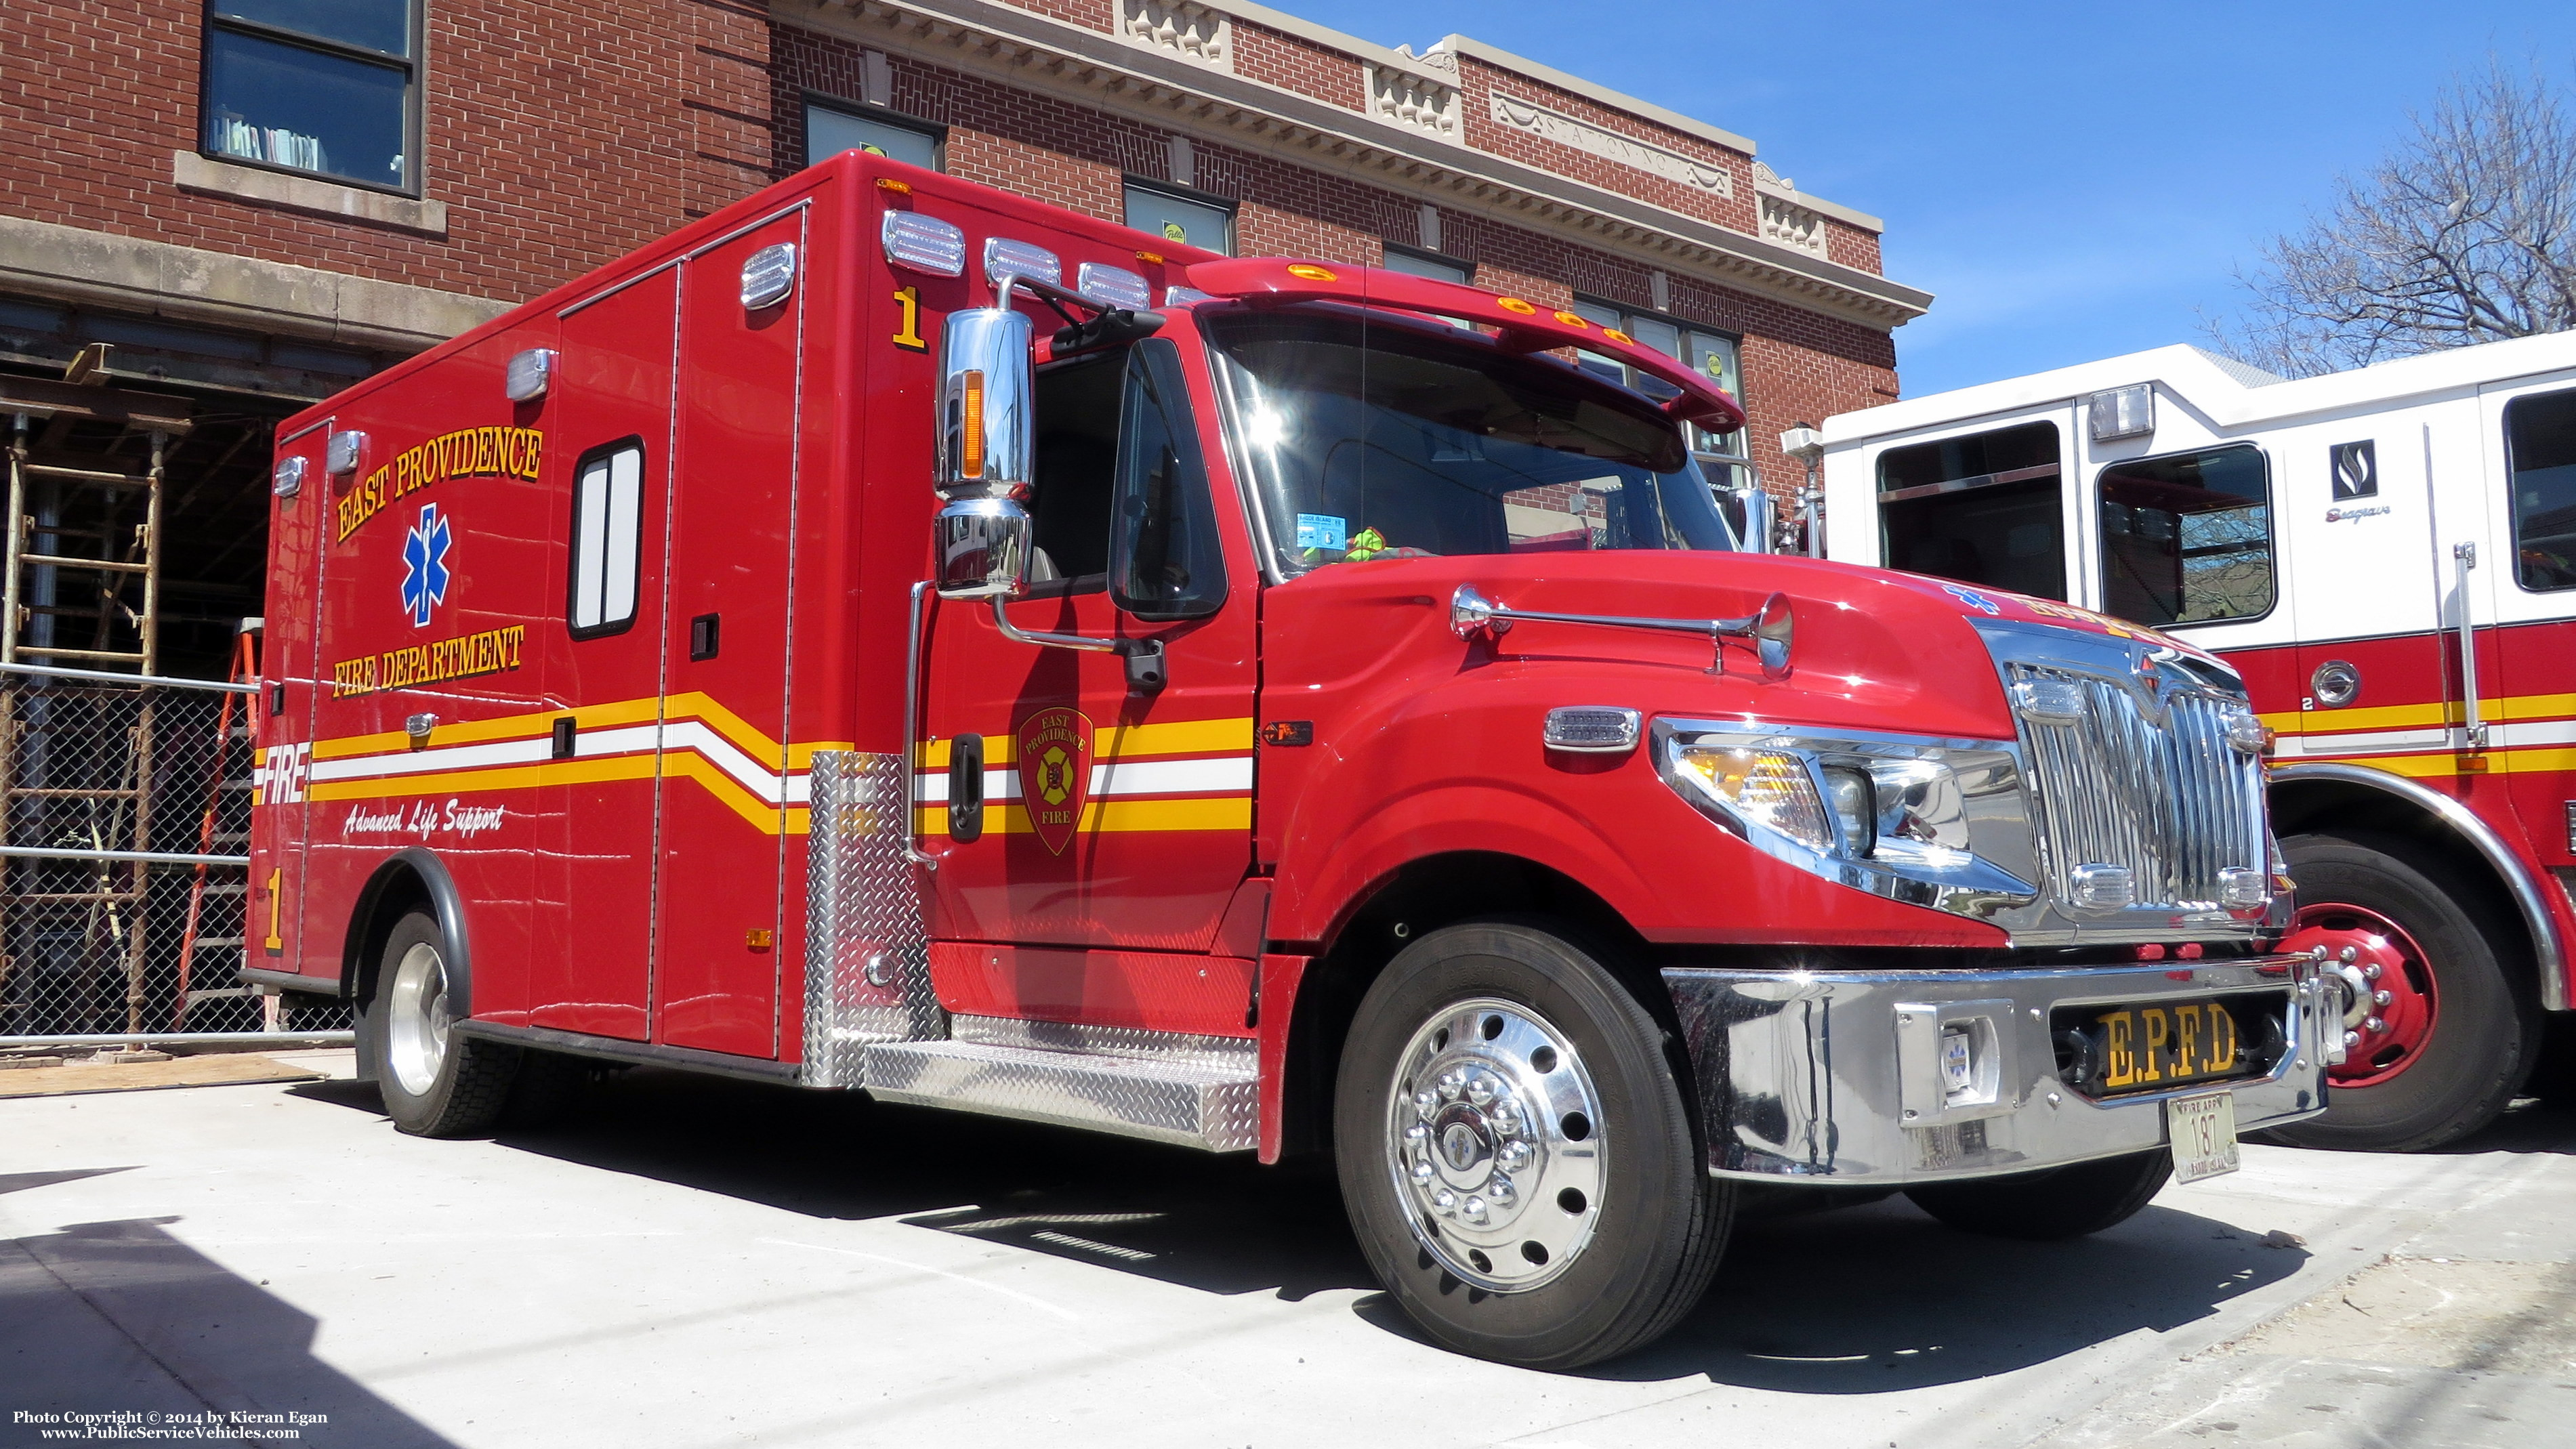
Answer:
[{"xmin": 0, "ymin": 373, "xmax": 213, "ymax": 1043}]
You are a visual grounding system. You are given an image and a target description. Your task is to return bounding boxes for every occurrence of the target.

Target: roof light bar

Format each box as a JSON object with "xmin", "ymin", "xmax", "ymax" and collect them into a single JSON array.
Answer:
[
  {"xmin": 1075, "ymin": 262, "xmax": 1150, "ymax": 311},
  {"xmin": 984, "ymin": 237, "xmax": 1061, "ymax": 291},
  {"xmin": 882, "ymin": 211, "xmax": 966, "ymax": 276}
]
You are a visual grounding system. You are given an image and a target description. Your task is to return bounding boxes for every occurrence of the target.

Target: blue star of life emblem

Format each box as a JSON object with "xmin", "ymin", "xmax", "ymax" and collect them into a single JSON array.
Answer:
[
  {"xmin": 1941, "ymin": 581, "xmax": 2003, "ymax": 616},
  {"xmin": 401, "ymin": 504, "xmax": 453, "ymax": 627}
]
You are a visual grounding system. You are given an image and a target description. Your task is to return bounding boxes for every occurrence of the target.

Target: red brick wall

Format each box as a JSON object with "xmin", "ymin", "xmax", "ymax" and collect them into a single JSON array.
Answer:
[
  {"xmin": 1824, "ymin": 217, "xmax": 1882, "ymax": 275},
  {"xmin": 0, "ymin": 0, "xmax": 740, "ymax": 305},
  {"xmin": 1451, "ymin": 54, "xmax": 1759, "ymax": 238},
  {"xmin": 1230, "ymin": 19, "xmax": 1366, "ymax": 110}
]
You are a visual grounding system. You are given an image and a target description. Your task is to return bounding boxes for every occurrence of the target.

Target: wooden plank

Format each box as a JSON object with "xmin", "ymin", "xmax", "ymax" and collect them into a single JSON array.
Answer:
[
  {"xmin": 0, "ymin": 375, "xmax": 194, "ymax": 436},
  {"xmin": 0, "ymin": 1052, "xmax": 320, "ymax": 1097}
]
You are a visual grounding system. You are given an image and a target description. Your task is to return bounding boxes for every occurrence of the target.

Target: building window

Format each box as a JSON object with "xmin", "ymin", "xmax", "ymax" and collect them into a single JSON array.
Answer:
[
  {"xmin": 2098, "ymin": 444, "xmax": 2275, "ymax": 627},
  {"xmin": 1568, "ymin": 301, "xmax": 1745, "ymax": 482},
  {"xmin": 1876, "ymin": 421, "xmax": 2066, "ymax": 602},
  {"xmin": 2505, "ymin": 387, "xmax": 2576, "ymax": 592},
  {"xmin": 1379, "ymin": 245, "xmax": 1472, "ymax": 284},
  {"xmin": 1124, "ymin": 182, "xmax": 1234, "ymax": 255},
  {"xmin": 569, "ymin": 441, "xmax": 644, "ymax": 637},
  {"xmin": 805, "ymin": 100, "xmax": 942, "ymax": 171},
  {"xmin": 202, "ymin": 1, "xmax": 418, "ymax": 193}
]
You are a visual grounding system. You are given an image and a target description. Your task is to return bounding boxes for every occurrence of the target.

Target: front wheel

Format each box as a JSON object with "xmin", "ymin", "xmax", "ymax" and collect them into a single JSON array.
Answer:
[
  {"xmin": 2264, "ymin": 831, "xmax": 2539, "ymax": 1152},
  {"xmin": 1333, "ymin": 921, "xmax": 1730, "ymax": 1370}
]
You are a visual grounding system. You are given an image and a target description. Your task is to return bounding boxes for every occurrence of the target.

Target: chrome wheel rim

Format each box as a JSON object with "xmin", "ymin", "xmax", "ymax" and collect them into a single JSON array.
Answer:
[
  {"xmin": 1384, "ymin": 997, "xmax": 1604, "ymax": 1293},
  {"xmin": 385, "ymin": 941, "xmax": 451, "ymax": 1098}
]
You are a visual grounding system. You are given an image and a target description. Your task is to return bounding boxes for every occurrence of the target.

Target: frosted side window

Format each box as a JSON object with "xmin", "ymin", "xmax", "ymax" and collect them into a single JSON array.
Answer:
[{"xmin": 570, "ymin": 443, "xmax": 643, "ymax": 634}]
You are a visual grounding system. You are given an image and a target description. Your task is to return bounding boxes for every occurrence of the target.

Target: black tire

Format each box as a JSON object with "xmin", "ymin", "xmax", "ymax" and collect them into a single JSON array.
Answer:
[
  {"xmin": 1905, "ymin": 1148, "xmax": 2172, "ymax": 1240},
  {"xmin": 1333, "ymin": 921, "xmax": 1731, "ymax": 1370},
  {"xmin": 2264, "ymin": 831, "xmax": 2539, "ymax": 1152},
  {"xmin": 358, "ymin": 909, "xmax": 520, "ymax": 1137}
]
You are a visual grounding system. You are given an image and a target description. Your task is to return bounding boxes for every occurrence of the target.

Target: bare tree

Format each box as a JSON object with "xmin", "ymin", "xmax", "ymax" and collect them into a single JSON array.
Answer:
[{"xmin": 2207, "ymin": 62, "xmax": 2576, "ymax": 379}]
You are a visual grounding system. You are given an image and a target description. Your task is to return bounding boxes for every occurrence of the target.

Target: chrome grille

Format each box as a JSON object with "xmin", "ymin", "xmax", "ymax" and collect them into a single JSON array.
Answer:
[{"xmin": 2010, "ymin": 665, "xmax": 2268, "ymax": 910}]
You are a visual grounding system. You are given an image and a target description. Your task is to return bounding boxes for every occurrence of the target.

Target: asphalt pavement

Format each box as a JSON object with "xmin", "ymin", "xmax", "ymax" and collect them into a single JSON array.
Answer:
[{"xmin": 3, "ymin": 1051, "xmax": 2570, "ymax": 1448}]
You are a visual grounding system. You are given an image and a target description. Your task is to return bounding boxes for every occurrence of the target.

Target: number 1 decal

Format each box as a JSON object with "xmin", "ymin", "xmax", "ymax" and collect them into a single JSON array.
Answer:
[
  {"xmin": 264, "ymin": 867, "xmax": 285, "ymax": 955},
  {"xmin": 892, "ymin": 285, "xmax": 927, "ymax": 352}
]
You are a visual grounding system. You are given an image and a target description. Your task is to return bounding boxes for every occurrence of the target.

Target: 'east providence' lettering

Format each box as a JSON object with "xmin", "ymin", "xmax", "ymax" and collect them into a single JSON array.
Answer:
[
  {"xmin": 335, "ymin": 426, "xmax": 543, "ymax": 542},
  {"xmin": 331, "ymin": 625, "xmax": 526, "ymax": 698}
]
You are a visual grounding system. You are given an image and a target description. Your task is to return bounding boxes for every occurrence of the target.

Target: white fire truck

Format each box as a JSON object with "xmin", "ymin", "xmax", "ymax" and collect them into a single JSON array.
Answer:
[{"xmin": 1822, "ymin": 333, "xmax": 2576, "ymax": 1150}]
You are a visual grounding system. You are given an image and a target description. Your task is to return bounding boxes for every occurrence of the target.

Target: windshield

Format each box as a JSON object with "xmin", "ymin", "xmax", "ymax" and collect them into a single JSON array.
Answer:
[{"xmin": 1202, "ymin": 307, "xmax": 1738, "ymax": 576}]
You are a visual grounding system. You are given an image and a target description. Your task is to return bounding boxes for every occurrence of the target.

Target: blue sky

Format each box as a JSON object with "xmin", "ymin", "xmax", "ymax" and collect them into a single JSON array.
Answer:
[{"xmin": 1287, "ymin": 1, "xmax": 2576, "ymax": 398}]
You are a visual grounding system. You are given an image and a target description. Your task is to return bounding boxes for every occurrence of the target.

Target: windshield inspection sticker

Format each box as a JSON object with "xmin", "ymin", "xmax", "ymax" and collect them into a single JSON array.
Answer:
[{"xmin": 1296, "ymin": 513, "xmax": 1348, "ymax": 551}]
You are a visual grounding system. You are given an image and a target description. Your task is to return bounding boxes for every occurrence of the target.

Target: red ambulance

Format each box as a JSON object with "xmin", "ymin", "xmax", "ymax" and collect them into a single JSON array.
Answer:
[{"xmin": 249, "ymin": 153, "xmax": 2333, "ymax": 1368}]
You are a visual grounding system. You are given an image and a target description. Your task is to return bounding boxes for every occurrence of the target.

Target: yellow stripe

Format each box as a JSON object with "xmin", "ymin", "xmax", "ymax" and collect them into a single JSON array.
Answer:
[
  {"xmin": 917, "ymin": 716, "xmax": 1255, "ymax": 768},
  {"xmin": 911, "ymin": 796, "xmax": 1251, "ymax": 834},
  {"xmin": 2265, "ymin": 689, "xmax": 2576, "ymax": 737}
]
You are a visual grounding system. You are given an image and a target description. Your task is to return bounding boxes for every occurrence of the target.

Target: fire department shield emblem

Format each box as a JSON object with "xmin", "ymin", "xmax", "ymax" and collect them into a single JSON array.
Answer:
[{"xmin": 1016, "ymin": 707, "xmax": 1094, "ymax": 856}]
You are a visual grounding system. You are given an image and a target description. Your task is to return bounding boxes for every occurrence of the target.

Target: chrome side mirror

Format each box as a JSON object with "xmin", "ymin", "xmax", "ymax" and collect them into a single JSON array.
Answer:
[
  {"xmin": 933, "ymin": 306, "xmax": 1036, "ymax": 600},
  {"xmin": 1733, "ymin": 484, "xmax": 1774, "ymax": 555},
  {"xmin": 934, "ymin": 497, "xmax": 1033, "ymax": 600}
]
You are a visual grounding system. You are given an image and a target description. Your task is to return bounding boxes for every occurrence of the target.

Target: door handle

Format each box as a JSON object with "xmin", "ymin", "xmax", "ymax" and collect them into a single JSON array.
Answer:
[
  {"xmin": 949, "ymin": 734, "xmax": 984, "ymax": 842},
  {"xmin": 2452, "ymin": 541, "xmax": 2487, "ymax": 751}
]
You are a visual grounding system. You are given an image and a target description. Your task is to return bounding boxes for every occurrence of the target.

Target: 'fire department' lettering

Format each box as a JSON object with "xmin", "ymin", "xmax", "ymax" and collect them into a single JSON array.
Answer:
[
  {"xmin": 335, "ymin": 427, "xmax": 543, "ymax": 542},
  {"xmin": 330, "ymin": 624, "xmax": 526, "ymax": 698}
]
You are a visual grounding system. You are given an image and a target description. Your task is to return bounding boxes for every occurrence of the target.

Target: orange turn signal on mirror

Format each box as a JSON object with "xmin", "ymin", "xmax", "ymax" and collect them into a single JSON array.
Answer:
[{"xmin": 960, "ymin": 370, "xmax": 986, "ymax": 480}]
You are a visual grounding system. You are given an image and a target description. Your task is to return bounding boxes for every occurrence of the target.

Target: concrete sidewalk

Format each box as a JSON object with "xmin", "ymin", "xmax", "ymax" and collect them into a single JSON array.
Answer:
[{"xmin": 3, "ymin": 1054, "xmax": 2569, "ymax": 1448}]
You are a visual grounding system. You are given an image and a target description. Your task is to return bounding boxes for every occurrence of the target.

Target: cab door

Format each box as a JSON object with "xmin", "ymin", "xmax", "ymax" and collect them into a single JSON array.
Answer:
[
  {"xmin": 920, "ymin": 337, "xmax": 1258, "ymax": 1032},
  {"xmin": 2478, "ymin": 373, "xmax": 2576, "ymax": 870},
  {"xmin": 2282, "ymin": 423, "xmax": 2449, "ymax": 759}
]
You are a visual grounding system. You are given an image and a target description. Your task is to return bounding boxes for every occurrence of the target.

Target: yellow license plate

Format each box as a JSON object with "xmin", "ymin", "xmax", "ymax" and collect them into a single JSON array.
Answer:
[{"xmin": 2083, "ymin": 999, "xmax": 2251, "ymax": 1095}]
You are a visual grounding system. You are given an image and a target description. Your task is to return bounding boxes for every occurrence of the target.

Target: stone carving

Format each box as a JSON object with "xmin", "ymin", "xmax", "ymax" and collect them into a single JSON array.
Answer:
[
  {"xmin": 1760, "ymin": 193, "xmax": 1825, "ymax": 255},
  {"xmin": 1487, "ymin": 93, "xmax": 1732, "ymax": 198},
  {"xmin": 1394, "ymin": 43, "xmax": 1458, "ymax": 75},
  {"xmin": 1367, "ymin": 63, "xmax": 1458, "ymax": 138},
  {"xmin": 1120, "ymin": 0, "xmax": 1230, "ymax": 71},
  {"xmin": 1753, "ymin": 160, "xmax": 1796, "ymax": 191}
]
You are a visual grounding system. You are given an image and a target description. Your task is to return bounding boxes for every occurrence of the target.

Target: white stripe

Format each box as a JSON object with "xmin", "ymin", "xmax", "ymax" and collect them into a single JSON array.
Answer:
[
  {"xmin": 310, "ymin": 734, "xmax": 552, "ymax": 781},
  {"xmin": 915, "ymin": 755, "xmax": 1253, "ymax": 804},
  {"xmin": 311, "ymin": 720, "xmax": 810, "ymax": 805},
  {"xmin": 2282, "ymin": 727, "xmax": 2450, "ymax": 755}
]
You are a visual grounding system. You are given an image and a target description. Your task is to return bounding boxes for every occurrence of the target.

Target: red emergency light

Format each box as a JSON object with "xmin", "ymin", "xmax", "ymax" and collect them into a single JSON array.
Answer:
[{"xmin": 1184, "ymin": 257, "xmax": 1749, "ymax": 434}]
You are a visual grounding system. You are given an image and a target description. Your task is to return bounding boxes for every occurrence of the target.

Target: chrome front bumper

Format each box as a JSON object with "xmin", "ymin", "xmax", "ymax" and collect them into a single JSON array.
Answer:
[{"xmin": 1663, "ymin": 954, "xmax": 2331, "ymax": 1185}]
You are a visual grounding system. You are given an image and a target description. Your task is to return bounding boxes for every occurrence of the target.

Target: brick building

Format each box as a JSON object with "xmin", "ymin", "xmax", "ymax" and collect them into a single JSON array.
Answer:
[{"xmin": 3, "ymin": 0, "xmax": 1929, "ymax": 675}]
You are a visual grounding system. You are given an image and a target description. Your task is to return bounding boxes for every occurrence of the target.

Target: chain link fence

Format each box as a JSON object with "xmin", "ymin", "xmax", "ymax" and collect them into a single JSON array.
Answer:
[{"xmin": 0, "ymin": 662, "xmax": 346, "ymax": 1044}]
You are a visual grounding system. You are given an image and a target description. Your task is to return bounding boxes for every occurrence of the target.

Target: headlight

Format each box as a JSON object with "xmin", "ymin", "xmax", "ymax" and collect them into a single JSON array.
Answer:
[
  {"xmin": 1820, "ymin": 767, "xmax": 1875, "ymax": 857},
  {"xmin": 1654, "ymin": 718, "xmax": 2038, "ymax": 919},
  {"xmin": 1671, "ymin": 747, "xmax": 1837, "ymax": 849}
]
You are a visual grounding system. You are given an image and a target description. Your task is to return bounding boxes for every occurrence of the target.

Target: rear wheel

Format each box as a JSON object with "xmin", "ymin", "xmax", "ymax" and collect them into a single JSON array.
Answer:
[
  {"xmin": 1333, "ymin": 921, "xmax": 1730, "ymax": 1370},
  {"xmin": 1905, "ymin": 1149, "xmax": 2171, "ymax": 1240},
  {"xmin": 2265, "ymin": 831, "xmax": 2538, "ymax": 1152},
  {"xmin": 358, "ymin": 909, "xmax": 520, "ymax": 1137}
]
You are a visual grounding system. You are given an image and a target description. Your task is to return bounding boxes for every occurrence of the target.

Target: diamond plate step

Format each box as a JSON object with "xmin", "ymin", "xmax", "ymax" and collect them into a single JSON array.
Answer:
[{"xmin": 858, "ymin": 1038, "xmax": 1259, "ymax": 1152}]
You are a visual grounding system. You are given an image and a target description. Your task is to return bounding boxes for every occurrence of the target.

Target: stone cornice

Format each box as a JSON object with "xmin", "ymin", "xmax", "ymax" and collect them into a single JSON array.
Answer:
[
  {"xmin": 783, "ymin": 0, "xmax": 1932, "ymax": 329},
  {"xmin": 0, "ymin": 214, "xmax": 507, "ymax": 353}
]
